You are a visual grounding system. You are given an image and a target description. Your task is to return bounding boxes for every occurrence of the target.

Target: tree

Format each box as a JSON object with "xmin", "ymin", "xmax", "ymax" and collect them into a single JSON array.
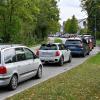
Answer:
[
  {"xmin": 0, "ymin": 0, "xmax": 60, "ymax": 44},
  {"xmin": 34, "ymin": 0, "xmax": 60, "ymax": 40},
  {"xmin": 64, "ymin": 19, "xmax": 71, "ymax": 33},
  {"xmin": 69, "ymin": 15, "xmax": 78, "ymax": 33},
  {"xmin": 81, "ymin": 0, "xmax": 100, "ymax": 38},
  {"xmin": 64, "ymin": 15, "xmax": 78, "ymax": 34},
  {"xmin": 0, "ymin": 0, "xmax": 38, "ymax": 42}
]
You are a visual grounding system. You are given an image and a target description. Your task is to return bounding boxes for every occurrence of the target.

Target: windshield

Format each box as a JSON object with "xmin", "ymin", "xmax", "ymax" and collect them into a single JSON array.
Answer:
[
  {"xmin": 40, "ymin": 44, "xmax": 57, "ymax": 50},
  {"xmin": 65, "ymin": 40, "xmax": 81, "ymax": 45}
]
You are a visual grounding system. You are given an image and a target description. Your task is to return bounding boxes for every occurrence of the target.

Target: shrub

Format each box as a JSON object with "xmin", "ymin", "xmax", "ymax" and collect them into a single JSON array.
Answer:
[{"xmin": 54, "ymin": 38, "xmax": 62, "ymax": 43}]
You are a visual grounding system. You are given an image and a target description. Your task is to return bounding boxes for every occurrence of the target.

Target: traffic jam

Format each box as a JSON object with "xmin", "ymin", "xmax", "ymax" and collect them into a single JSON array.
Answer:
[
  {"xmin": 36, "ymin": 34, "xmax": 96, "ymax": 65},
  {"xmin": 0, "ymin": 34, "xmax": 96, "ymax": 90}
]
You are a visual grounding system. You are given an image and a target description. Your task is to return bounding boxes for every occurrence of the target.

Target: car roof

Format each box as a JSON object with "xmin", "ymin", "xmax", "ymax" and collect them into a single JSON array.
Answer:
[
  {"xmin": 0, "ymin": 44, "xmax": 26, "ymax": 51},
  {"xmin": 83, "ymin": 35, "xmax": 91, "ymax": 37},
  {"xmin": 42, "ymin": 43, "xmax": 62, "ymax": 45},
  {"xmin": 67, "ymin": 37, "xmax": 82, "ymax": 41}
]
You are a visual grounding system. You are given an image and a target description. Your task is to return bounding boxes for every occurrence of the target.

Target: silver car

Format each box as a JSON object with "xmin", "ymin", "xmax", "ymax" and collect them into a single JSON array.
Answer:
[
  {"xmin": 0, "ymin": 45, "xmax": 43, "ymax": 90},
  {"xmin": 36, "ymin": 43, "xmax": 72, "ymax": 66}
]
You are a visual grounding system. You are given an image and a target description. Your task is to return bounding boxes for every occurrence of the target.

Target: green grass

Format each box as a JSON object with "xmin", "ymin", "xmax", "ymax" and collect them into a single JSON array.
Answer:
[
  {"xmin": 7, "ymin": 53, "xmax": 100, "ymax": 100},
  {"xmin": 96, "ymin": 39, "xmax": 100, "ymax": 46}
]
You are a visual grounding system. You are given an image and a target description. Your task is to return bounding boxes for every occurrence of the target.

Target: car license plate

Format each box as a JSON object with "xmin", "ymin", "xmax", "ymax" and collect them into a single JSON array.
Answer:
[
  {"xmin": 42, "ymin": 52, "xmax": 52, "ymax": 56},
  {"xmin": 70, "ymin": 46, "xmax": 75, "ymax": 49}
]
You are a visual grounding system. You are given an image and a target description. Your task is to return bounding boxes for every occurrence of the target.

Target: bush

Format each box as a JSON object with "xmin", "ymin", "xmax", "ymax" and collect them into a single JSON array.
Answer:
[
  {"xmin": 96, "ymin": 32, "xmax": 100, "ymax": 39},
  {"xmin": 54, "ymin": 38, "xmax": 62, "ymax": 43}
]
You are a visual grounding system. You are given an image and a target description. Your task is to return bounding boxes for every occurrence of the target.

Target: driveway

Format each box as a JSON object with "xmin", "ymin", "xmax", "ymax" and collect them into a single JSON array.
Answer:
[{"xmin": 0, "ymin": 47, "xmax": 99, "ymax": 100}]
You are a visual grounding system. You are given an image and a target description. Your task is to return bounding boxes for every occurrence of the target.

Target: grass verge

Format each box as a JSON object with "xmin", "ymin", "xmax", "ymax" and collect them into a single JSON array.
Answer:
[
  {"xmin": 96, "ymin": 40, "xmax": 100, "ymax": 46},
  {"xmin": 7, "ymin": 53, "xmax": 100, "ymax": 100}
]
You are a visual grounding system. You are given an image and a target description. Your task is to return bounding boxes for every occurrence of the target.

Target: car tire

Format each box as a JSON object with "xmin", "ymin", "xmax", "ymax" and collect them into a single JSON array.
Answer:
[
  {"xmin": 35, "ymin": 66, "xmax": 42, "ymax": 79},
  {"xmin": 82, "ymin": 52, "xmax": 86, "ymax": 57},
  {"xmin": 87, "ymin": 51, "xmax": 90, "ymax": 55},
  {"xmin": 9, "ymin": 75, "xmax": 18, "ymax": 90},
  {"xmin": 68, "ymin": 54, "xmax": 72, "ymax": 63},
  {"xmin": 58, "ymin": 56, "xmax": 64, "ymax": 66}
]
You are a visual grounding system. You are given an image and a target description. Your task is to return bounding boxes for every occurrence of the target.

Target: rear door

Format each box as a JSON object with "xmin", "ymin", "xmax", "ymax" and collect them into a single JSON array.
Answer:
[
  {"xmin": 24, "ymin": 48, "xmax": 38, "ymax": 74},
  {"xmin": 15, "ymin": 48, "xmax": 27, "ymax": 81}
]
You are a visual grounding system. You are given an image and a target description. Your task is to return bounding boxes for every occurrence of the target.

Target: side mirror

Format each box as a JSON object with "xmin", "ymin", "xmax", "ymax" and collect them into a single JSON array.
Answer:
[{"xmin": 34, "ymin": 54, "xmax": 39, "ymax": 59}]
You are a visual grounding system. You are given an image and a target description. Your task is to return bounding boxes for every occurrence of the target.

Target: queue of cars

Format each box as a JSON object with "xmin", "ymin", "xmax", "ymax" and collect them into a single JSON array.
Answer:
[
  {"xmin": 48, "ymin": 34, "xmax": 96, "ymax": 56},
  {"xmin": 0, "ymin": 34, "xmax": 96, "ymax": 90}
]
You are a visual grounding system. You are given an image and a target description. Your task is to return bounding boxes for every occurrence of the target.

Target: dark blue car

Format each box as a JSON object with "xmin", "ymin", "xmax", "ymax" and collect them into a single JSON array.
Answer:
[{"xmin": 65, "ymin": 38, "xmax": 90, "ymax": 57}]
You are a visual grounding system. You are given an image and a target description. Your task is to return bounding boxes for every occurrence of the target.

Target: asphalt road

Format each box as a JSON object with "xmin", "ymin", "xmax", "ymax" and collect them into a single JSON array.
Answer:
[{"xmin": 0, "ymin": 47, "xmax": 99, "ymax": 100}]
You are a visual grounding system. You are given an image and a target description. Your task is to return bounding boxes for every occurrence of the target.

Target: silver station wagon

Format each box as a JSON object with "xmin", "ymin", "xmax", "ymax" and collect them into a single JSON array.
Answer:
[
  {"xmin": 36, "ymin": 43, "xmax": 72, "ymax": 66},
  {"xmin": 0, "ymin": 45, "xmax": 43, "ymax": 90}
]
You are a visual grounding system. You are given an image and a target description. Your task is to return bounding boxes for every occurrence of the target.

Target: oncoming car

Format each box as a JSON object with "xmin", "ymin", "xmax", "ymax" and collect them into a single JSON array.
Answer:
[
  {"xmin": 36, "ymin": 43, "xmax": 72, "ymax": 66},
  {"xmin": 0, "ymin": 45, "xmax": 43, "ymax": 90}
]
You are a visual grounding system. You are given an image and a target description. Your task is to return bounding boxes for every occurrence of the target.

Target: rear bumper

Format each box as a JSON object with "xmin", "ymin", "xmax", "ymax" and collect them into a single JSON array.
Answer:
[
  {"xmin": 40, "ymin": 56, "xmax": 60, "ymax": 63},
  {"xmin": 0, "ymin": 76, "xmax": 11, "ymax": 86},
  {"xmin": 71, "ymin": 50, "xmax": 84, "ymax": 55}
]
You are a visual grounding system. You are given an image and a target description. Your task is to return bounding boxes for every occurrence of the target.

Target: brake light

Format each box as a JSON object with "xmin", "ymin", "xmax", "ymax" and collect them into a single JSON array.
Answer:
[
  {"xmin": 79, "ymin": 44, "xmax": 83, "ymax": 48},
  {"xmin": 0, "ymin": 66, "xmax": 7, "ymax": 74},
  {"xmin": 55, "ymin": 51, "xmax": 60, "ymax": 56},
  {"xmin": 36, "ymin": 50, "xmax": 39, "ymax": 56}
]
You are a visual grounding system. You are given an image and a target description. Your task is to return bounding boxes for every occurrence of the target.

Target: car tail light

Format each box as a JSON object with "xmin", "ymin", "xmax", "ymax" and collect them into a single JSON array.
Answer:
[
  {"xmin": 79, "ymin": 44, "xmax": 83, "ymax": 48},
  {"xmin": 55, "ymin": 51, "xmax": 60, "ymax": 56},
  {"xmin": 0, "ymin": 66, "xmax": 7, "ymax": 74},
  {"xmin": 36, "ymin": 50, "xmax": 39, "ymax": 56}
]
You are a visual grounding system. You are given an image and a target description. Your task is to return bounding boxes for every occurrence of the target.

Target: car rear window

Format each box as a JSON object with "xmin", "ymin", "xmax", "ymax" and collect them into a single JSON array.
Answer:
[
  {"xmin": 40, "ymin": 44, "xmax": 57, "ymax": 50},
  {"xmin": 65, "ymin": 40, "xmax": 81, "ymax": 45}
]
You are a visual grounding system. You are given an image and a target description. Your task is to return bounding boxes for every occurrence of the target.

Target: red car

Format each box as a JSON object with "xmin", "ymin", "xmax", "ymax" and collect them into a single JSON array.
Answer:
[{"xmin": 84, "ymin": 37, "xmax": 94, "ymax": 51}]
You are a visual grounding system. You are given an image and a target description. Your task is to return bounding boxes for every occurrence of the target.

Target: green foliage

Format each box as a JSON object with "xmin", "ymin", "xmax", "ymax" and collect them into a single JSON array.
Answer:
[
  {"xmin": 96, "ymin": 39, "xmax": 100, "ymax": 46},
  {"xmin": 64, "ymin": 15, "xmax": 79, "ymax": 34},
  {"xmin": 54, "ymin": 38, "xmax": 62, "ymax": 43},
  {"xmin": 0, "ymin": 0, "xmax": 60, "ymax": 45},
  {"xmin": 80, "ymin": 28, "xmax": 88, "ymax": 34},
  {"xmin": 64, "ymin": 19, "xmax": 71, "ymax": 33},
  {"xmin": 81, "ymin": 0, "xmax": 100, "ymax": 38}
]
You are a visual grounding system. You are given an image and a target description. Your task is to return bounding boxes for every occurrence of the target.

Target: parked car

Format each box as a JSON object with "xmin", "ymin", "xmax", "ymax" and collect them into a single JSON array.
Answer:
[
  {"xmin": 0, "ymin": 45, "xmax": 43, "ymax": 90},
  {"xmin": 36, "ymin": 43, "xmax": 72, "ymax": 66},
  {"xmin": 65, "ymin": 37, "xmax": 90, "ymax": 57},
  {"xmin": 83, "ymin": 35, "xmax": 96, "ymax": 47},
  {"xmin": 83, "ymin": 37, "xmax": 93, "ymax": 51}
]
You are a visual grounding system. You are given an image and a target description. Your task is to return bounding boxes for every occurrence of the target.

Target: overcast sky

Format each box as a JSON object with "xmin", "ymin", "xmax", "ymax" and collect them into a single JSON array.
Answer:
[{"xmin": 58, "ymin": 0, "xmax": 87, "ymax": 24}]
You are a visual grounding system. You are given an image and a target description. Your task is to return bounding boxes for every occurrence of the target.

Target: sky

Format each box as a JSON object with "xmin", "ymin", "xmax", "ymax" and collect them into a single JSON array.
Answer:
[{"xmin": 58, "ymin": 0, "xmax": 87, "ymax": 24}]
